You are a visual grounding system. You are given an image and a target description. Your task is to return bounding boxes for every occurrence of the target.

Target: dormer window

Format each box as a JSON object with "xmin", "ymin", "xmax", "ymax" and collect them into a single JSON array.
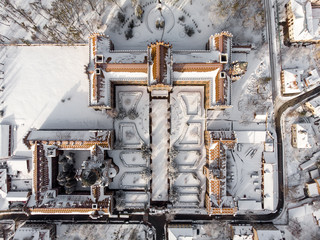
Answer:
[{"xmin": 95, "ymin": 55, "xmax": 104, "ymax": 63}]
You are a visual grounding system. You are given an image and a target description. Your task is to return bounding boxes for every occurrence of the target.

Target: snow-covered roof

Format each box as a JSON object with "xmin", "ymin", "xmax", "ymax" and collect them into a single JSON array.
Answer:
[
  {"xmin": 304, "ymin": 69, "xmax": 320, "ymax": 87},
  {"xmin": 313, "ymin": 209, "xmax": 320, "ymax": 226},
  {"xmin": 173, "ymin": 68, "xmax": 220, "ymax": 106},
  {"xmin": 232, "ymin": 225, "xmax": 253, "ymax": 240},
  {"xmin": 292, "ymin": 123, "xmax": 312, "ymax": 148},
  {"xmin": 306, "ymin": 181, "xmax": 320, "ymax": 197},
  {"xmin": 254, "ymin": 228, "xmax": 282, "ymax": 240},
  {"xmin": 254, "ymin": 113, "xmax": 267, "ymax": 121},
  {"xmin": 263, "ymin": 163, "xmax": 277, "ymax": 211},
  {"xmin": 6, "ymin": 158, "xmax": 29, "ymax": 176},
  {"xmin": 282, "ymin": 69, "xmax": 304, "ymax": 94},
  {"xmin": 264, "ymin": 152, "xmax": 277, "ymax": 164},
  {"xmin": 90, "ymin": 34, "xmax": 147, "ymax": 64},
  {"xmin": 289, "ymin": 203, "xmax": 313, "ymax": 218},
  {"xmin": 28, "ymin": 130, "xmax": 112, "ymax": 143},
  {"xmin": 235, "ymin": 131, "xmax": 266, "ymax": 144},
  {"xmin": 238, "ymin": 200, "xmax": 262, "ymax": 210},
  {"xmin": 310, "ymin": 168, "xmax": 320, "ymax": 179},
  {"xmin": 6, "ymin": 191, "xmax": 29, "ymax": 202},
  {"xmin": 264, "ymin": 142, "xmax": 274, "ymax": 152},
  {"xmin": 305, "ymin": 98, "xmax": 320, "ymax": 117},
  {"xmin": 0, "ymin": 169, "xmax": 7, "ymax": 198},
  {"xmin": 300, "ymin": 154, "xmax": 318, "ymax": 170},
  {"xmin": 13, "ymin": 226, "xmax": 51, "ymax": 240},
  {"xmin": 151, "ymin": 99, "xmax": 169, "ymax": 201},
  {"xmin": 173, "ymin": 51, "xmax": 220, "ymax": 63},
  {"xmin": 167, "ymin": 226, "xmax": 193, "ymax": 240},
  {"xmin": 0, "ymin": 125, "xmax": 10, "ymax": 159},
  {"xmin": 89, "ymin": 69, "xmax": 147, "ymax": 107},
  {"xmin": 288, "ymin": 0, "xmax": 320, "ymax": 41},
  {"xmin": 233, "ymin": 235, "xmax": 253, "ymax": 240}
]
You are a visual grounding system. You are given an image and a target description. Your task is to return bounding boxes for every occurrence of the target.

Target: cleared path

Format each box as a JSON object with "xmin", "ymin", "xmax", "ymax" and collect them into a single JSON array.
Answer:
[{"xmin": 151, "ymin": 99, "xmax": 169, "ymax": 201}]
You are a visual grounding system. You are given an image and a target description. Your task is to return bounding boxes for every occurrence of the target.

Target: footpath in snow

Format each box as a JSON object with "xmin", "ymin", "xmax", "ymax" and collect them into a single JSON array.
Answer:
[{"xmin": 151, "ymin": 99, "xmax": 169, "ymax": 201}]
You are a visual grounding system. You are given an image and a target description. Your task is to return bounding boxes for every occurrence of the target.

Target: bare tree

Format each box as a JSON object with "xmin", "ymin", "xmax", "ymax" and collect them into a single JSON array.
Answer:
[
  {"xmin": 288, "ymin": 218, "xmax": 302, "ymax": 238},
  {"xmin": 202, "ymin": 220, "xmax": 232, "ymax": 239}
]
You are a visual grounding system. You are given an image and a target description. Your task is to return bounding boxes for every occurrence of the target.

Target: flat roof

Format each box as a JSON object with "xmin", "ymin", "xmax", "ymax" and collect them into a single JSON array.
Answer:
[
  {"xmin": 0, "ymin": 125, "xmax": 10, "ymax": 158},
  {"xmin": 6, "ymin": 191, "xmax": 29, "ymax": 201},
  {"xmin": 235, "ymin": 131, "xmax": 266, "ymax": 144}
]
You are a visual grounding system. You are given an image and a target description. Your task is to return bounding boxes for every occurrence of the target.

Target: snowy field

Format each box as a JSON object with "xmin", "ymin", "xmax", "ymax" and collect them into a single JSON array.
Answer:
[{"xmin": 0, "ymin": 46, "xmax": 113, "ymax": 156}]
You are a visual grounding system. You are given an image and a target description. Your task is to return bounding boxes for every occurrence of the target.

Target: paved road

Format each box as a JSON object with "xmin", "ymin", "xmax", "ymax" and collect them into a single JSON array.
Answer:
[{"xmin": 265, "ymin": 0, "xmax": 278, "ymax": 103}]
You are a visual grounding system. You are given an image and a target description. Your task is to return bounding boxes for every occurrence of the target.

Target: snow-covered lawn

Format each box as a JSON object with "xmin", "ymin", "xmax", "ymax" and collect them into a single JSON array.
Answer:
[
  {"xmin": 114, "ymin": 86, "xmax": 150, "ymax": 147},
  {"xmin": 170, "ymin": 86, "xmax": 206, "ymax": 207},
  {"xmin": 0, "ymin": 46, "xmax": 113, "ymax": 156},
  {"xmin": 170, "ymin": 86, "xmax": 204, "ymax": 149},
  {"xmin": 108, "ymin": 150, "xmax": 149, "ymax": 190}
]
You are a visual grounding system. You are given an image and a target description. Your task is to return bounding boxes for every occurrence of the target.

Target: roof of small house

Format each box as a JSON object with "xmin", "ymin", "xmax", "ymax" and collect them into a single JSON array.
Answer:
[{"xmin": 289, "ymin": 0, "xmax": 320, "ymax": 41}]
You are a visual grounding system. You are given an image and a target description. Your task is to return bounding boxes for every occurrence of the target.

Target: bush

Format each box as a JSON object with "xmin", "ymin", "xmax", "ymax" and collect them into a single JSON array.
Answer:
[
  {"xmin": 125, "ymin": 28, "xmax": 133, "ymax": 40},
  {"xmin": 135, "ymin": 5, "xmax": 144, "ymax": 20},
  {"xmin": 117, "ymin": 11, "xmax": 125, "ymax": 23},
  {"xmin": 128, "ymin": 19, "xmax": 135, "ymax": 29},
  {"xmin": 178, "ymin": 16, "xmax": 185, "ymax": 22},
  {"xmin": 184, "ymin": 25, "xmax": 194, "ymax": 37},
  {"xmin": 128, "ymin": 108, "xmax": 138, "ymax": 120}
]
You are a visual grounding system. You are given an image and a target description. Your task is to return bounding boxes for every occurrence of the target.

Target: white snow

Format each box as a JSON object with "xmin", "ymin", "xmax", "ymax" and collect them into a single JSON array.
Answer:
[
  {"xmin": 291, "ymin": 123, "xmax": 312, "ymax": 149},
  {"xmin": 254, "ymin": 228, "xmax": 282, "ymax": 240},
  {"xmin": 263, "ymin": 163, "xmax": 277, "ymax": 211},
  {"xmin": 238, "ymin": 199, "xmax": 262, "ymax": 211},
  {"xmin": 57, "ymin": 223, "xmax": 150, "ymax": 240},
  {"xmin": 305, "ymin": 69, "xmax": 320, "ymax": 88},
  {"xmin": 288, "ymin": 0, "xmax": 320, "ymax": 41},
  {"xmin": 151, "ymin": 99, "xmax": 169, "ymax": 201},
  {"xmin": 0, "ymin": 46, "xmax": 114, "ymax": 156},
  {"xmin": 281, "ymin": 69, "xmax": 304, "ymax": 95},
  {"xmin": 235, "ymin": 131, "xmax": 266, "ymax": 144},
  {"xmin": 6, "ymin": 191, "xmax": 29, "ymax": 202},
  {"xmin": 0, "ymin": 125, "xmax": 10, "ymax": 158},
  {"xmin": 6, "ymin": 158, "xmax": 29, "ymax": 176},
  {"xmin": 167, "ymin": 226, "xmax": 193, "ymax": 240},
  {"xmin": 306, "ymin": 181, "xmax": 320, "ymax": 197},
  {"xmin": 28, "ymin": 130, "xmax": 112, "ymax": 143},
  {"xmin": 13, "ymin": 226, "xmax": 51, "ymax": 240},
  {"xmin": 232, "ymin": 225, "xmax": 253, "ymax": 240}
]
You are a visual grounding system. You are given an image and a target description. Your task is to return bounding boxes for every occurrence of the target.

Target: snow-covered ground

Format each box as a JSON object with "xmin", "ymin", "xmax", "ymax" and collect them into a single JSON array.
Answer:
[
  {"xmin": 0, "ymin": 0, "xmax": 284, "ymax": 223},
  {"xmin": 151, "ymin": 99, "xmax": 169, "ymax": 201},
  {"xmin": 0, "ymin": 46, "xmax": 113, "ymax": 156},
  {"xmin": 276, "ymin": 202, "xmax": 320, "ymax": 240},
  {"xmin": 170, "ymin": 86, "xmax": 206, "ymax": 208},
  {"xmin": 108, "ymin": 150, "xmax": 149, "ymax": 191},
  {"xmin": 0, "ymin": 0, "xmax": 265, "ymax": 49},
  {"xmin": 114, "ymin": 85, "xmax": 150, "ymax": 147},
  {"xmin": 56, "ymin": 223, "xmax": 152, "ymax": 240}
]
